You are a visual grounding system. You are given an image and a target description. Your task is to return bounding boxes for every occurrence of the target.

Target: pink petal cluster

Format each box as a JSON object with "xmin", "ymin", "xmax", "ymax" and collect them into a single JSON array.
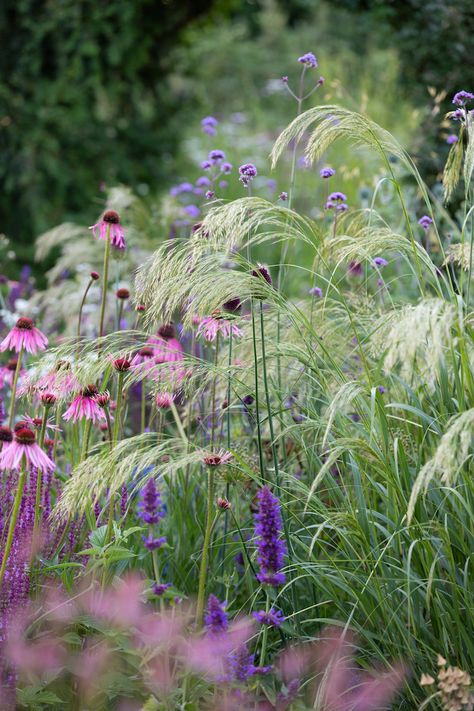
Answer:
[
  {"xmin": 197, "ymin": 316, "xmax": 243, "ymax": 342},
  {"xmin": 89, "ymin": 210, "xmax": 126, "ymax": 249},
  {"xmin": 0, "ymin": 427, "xmax": 55, "ymax": 472},
  {"xmin": 0, "ymin": 318, "xmax": 48, "ymax": 354},
  {"xmin": 63, "ymin": 385, "xmax": 106, "ymax": 423}
]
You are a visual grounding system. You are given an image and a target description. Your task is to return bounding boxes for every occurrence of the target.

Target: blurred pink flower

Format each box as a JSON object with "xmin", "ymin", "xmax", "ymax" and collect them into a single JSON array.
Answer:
[{"xmin": 0, "ymin": 317, "xmax": 48, "ymax": 354}]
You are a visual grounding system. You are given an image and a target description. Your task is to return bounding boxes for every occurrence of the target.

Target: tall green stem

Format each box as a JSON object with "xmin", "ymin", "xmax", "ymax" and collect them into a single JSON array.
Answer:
[
  {"xmin": 77, "ymin": 277, "xmax": 94, "ymax": 342},
  {"xmin": 33, "ymin": 410, "xmax": 49, "ymax": 541},
  {"xmin": 0, "ymin": 461, "xmax": 27, "ymax": 586},
  {"xmin": 8, "ymin": 344, "xmax": 24, "ymax": 428},
  {"xmin": 251, "ymin": 303, "xmax": 265, "ymax": 480},
  {"xmin": 195, "ymin": 335, "xmax": 220, "ymax": 626},
  {"xmin": 195, "ymin": 465, "xmax": 215, "ymax": 627},
  {"xmin": 259, "ymin": 302, "xmax": 280, "ymax": 490},
  {"xmin": 106, "ymin": 371, "xmax": 124, "ymax": 543},
  {"xmin": 98, "ymin": 225, "xmax": 111, "ymax": 339}
]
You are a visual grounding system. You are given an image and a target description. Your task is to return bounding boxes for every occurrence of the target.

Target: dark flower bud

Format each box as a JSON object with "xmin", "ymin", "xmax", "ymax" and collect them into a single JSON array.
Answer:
[
  {"xmin": 0, "ymin": 426, "xmax": 13, "ymax": 443},
  {"xmin": 103, "ymin": 210, "xmax": 120, "ymax": 224},
  {"xmin": 116, "ymin": 288, "xmax": 130, "ymax": 300},
  {"xmin": 90, "ymin": 271, "xmax": 100, "ymax": 281},
  {"xmin": 82, "ymin": 384, "xmax": 99, "ymax": 398},
  {"xmin": 223, "ymin": 297, "xmax": 242, "ymax": 313},
  {"xmin": 136, "ymin": 304, "xmax": 146, "ymax": 312},
  {"xmin": 113, "ymin": 358, "xmax": 131, "ymax": 372},
  {"xmin": 251, "ymin": 264, "xmax": 272, "ymax": 286},
  {"xmin": 96, "ymin": 391, "xmax": 111, "ymax": 408},
  {"xmin": 217, "ymin": 497, "xmax": 231, "ymax": 510},
  {"xmin": 15, "ymin": 427, "xmax": 36, "ymax": 444},
  {"xmin": 158, "ymin": 323, "xmax": 176, "ymax": 340},
  {"xmin": 14, "ymin": 420, "xmax": 28, "ymax": 431},
  {"xmin": 16, "ymin": 317, "xmax": 34, "ymax": 330},
  {"xmin": 41, "ymin": 392, "xmax": 57, "ymax": 406}
]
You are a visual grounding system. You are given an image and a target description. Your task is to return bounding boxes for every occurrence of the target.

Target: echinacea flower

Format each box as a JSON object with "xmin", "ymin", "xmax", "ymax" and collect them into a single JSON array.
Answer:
[
  {"xmin": 253, "ymin": 608, "xmax": 285, "ymax": 627},
  {"xmin": 90, "ymin": 210, "xmax": 126, "ymax": 249},
  {"xmin": 155, "ymin": 392, "xmax": 174, "ymax": 409},
  {"xmin": 205, "ymin": 595, "xmax": 229, "ymax": 637},
  {"xmin": 63, "ymin": 385, "xmax": 105, "ymax": 423},
  {"xmin": 0, "ymin": 317, "xmax": 48, "ymax": 354},
  {"xmin": 418, "ymin": 215, "xmax": 433, "ymax": 230},
  {"xmin": 0, "ymin": 427, "xmax": 54, "ymax": 472},
  {"xmin": 201, "ymin": 449, "xmax": 233, "ymax": 467},
  {"xmin": 150, "ymin": 324, "xmax": 184, "ymax": 364},
  {"xmin": 254, "ymin": 486, "xmax": 287, "ymax": 586},
  {"xmin": 239, "ymin": 163, "xmax": 257, "ymax": 187},
  {"xmin": 0, "ymin": 425, "xmax": 13, "ymax": 450},
  {"xmin": 197, "ymin": 311, "xmax": 243, "ymax": 341},
  {"xmin": 298, "ymin": 52, "xmax": 318, "ymax": 68}
]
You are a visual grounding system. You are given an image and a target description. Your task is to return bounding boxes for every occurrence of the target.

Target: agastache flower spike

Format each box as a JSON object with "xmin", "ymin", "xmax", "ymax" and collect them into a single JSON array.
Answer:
[
  {"xmin": 137, "ymin": 478, "xmax": 165, "ymax": 525},
  {"xmin": 254, "ymin": 486, "xmax": 287, "ymax": 586},
  {"xmin": 90, "ymin": 210, "xmax": 126, "ymax": 249},
  {"xmin": 205, "ymin": 595, "xmax": 229, "ymax": 637},
  {"xmin": 0, "ymin": 317, "xmax": 48, "ymax": 354}
]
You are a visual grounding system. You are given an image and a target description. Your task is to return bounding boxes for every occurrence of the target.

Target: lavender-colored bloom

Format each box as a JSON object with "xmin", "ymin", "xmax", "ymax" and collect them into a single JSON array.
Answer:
[
  {"xmin": 205, "ymin": 190, "xmax": 215, "ymax": 199},
  {"xmin": 418, "ymin": 215, "xmax": 433, "ymax": 230},
  {"xmin": 137, "ymin": 478, "xmax": 165, "ymax": 525},
  {"xmin": 196, "ymin": 176, "xmax": 212, "ymax": 187},
  {"xmin": 254, "ymin": 486, "xmax": 287, "ymax": 586},
  {"xmin": 282, "ymin": 75, "xmax": 289, "ymax": 83},
  {"xmin": 372, "ymin": 256, "xmax": 388, "ymax": 268},
  {"xmin": 120, "ymin": 485, "xmax": 128, "ymax": 517},
  {"xmin": 239, "ymin": 163, "xmax": 257, "ymax": 187},
  {"xmin": 142, "ymin": 533, "xmax": 166, "ymax": 551},
  {"xmin": 378, "ymin": 385, "xmax": 386, "ymax": 394},
  {"xmin": 328, "ymin": 191, "xmax": 347, "ymax": 202},
  {"xmin": 320, "ymin": 167, "xmax": 336, "ymax": 179},
  {"xmin": 184, "ymin": 204, "xmax": 200, "ymax": 218},
  {"xmin": 201, "ymin": 160, "xmax": 212, "ymax": 170},
  {"xmin": 452, "ymin": 108, "xmax": 465, "ymax": 121},
  {"xmin": 205, "ymin": 595, "xmax": 229, "ymax": 637},
  {"xmin": 298, "ymin": 52, "xmax": 317, "ymax": 68},
  {"xmin": 201, "ymin": 116, "xmax": 218, "ymax": 136},
  {"xmin": 279, "ymin": 191, "xmax": 288, "ymax": 201},
  {"xmin": 309, "ymin": 286, "xmax": 323, "ymax": 298},
  {"xmin": 228, "ymin": 646, "xmax": 256, "ymax": 682},
  {"xmin": 347, "ymin": 261, "xmax": 363, "ymax": 277},
  {"xmin": 446, "ymin": 134, "xmax": 458, "ymax": 145},
  {"xmin": 336, "ymin": 203, "xmax": 348, "ymax": 212},
  {"xmin": 209, "ymin": 149, "xmax": 225, "ymax": 162},
  {"xmin": 152, "ymin": 582, "xmax": 171, "ymax": 596},
  {"xmin": 221, "ymin": 162, "xmax": 233, "ymax": 174},
  {"xmin": 452, "ymin": 90, "xmax": 474, "ymax": 106},
  {"xmin": 253, "ymin": 608, "xmax": 285, "ymax": 627}
]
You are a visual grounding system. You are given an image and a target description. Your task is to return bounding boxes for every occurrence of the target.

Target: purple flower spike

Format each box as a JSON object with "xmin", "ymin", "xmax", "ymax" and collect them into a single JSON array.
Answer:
[
  {"xmin": 418, "ymin": 215, "xmax": 433, "ymax": 230},
  {"xmin": 372, "ymin": 256, "xmax": 388, "ymax": 268},
  {"xmin": 138, "ymin": 478, "xmax": 165, "ymax": 525},
  {"xmin": 142, "ymin": 533, "xmax": 167, "ymax": 551},
  {"xmin": 152, "ymin": 582, "xmax": 171, "ymax": 596},
  {"xmin": 205, "ymin": 594, "xmax": 229, "ymax": 637},
  {"xmin": 254, "ymin": 486, "xmax": 287, "ymax": 587},
  {"xmin": 298, "ymin": 52, "xmax": 318, "ymax": 68}
]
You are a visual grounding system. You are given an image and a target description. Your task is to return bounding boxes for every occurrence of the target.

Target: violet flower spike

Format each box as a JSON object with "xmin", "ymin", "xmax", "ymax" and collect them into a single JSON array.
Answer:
[{"xmin": 254, "ymin": 485, "xmax": 287, "ymax": 586}]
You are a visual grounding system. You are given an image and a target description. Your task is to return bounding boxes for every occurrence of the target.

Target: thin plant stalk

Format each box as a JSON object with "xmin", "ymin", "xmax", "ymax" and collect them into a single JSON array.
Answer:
[
  {"xmin": 195, "ymin": 333, "xmax": 220, "ymax": 627},
  {"xmin": 8, "ymin": 344, "xmax": 24, "ymax": 428},
  {"xmin": 0, "ymin": 460, "xmax": 27, "ymax": 586},
  {"xmin": 33, "ymin": 409, "xmax": 49, "ymax": 541},
  {"xmin": 77, "ymin": 276, "xmax": 95, "ymax": 342},
  {"xmin": 98, "ymin": 224, "xmax": 111, "ymax": 338},
  {"xmin": 251, "ymin": 303, "xmax": 265, "ymax": 480},
  {"xmin": 106, "ymin": 371, "xmax": 125, "ymax": 542}
]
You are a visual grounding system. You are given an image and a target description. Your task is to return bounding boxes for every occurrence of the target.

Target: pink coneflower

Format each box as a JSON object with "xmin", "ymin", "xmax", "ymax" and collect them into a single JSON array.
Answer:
[
  {"xmin": 0, "ymin": 425, "xmax": 13, "ymax": 450},
  {"xmin": 197, "ymin": 310, "xmax": 243, "ymax": 342},
  {"xmin": 0, "ymin": 317, "xmax": 48, "ymax": 354},
  {"xmin": 89, "ymin": 210, "xmax": 126, "ymax": 249},
  {"xmin": 131, "ymin": 346, "xmax": 156, "ymax": 376},
  {"xmin": 19, "ymin": 361, "xmax": 79, "ymax": 399},
  {"xmin": 201, "ymin": 449, "xmax": 233, "ymax": 467},
  {"xmin": 63, "ymin": 385, "xmax": 106, "ymax": 423},
  {"xmin": 0, "ymin": 358, "xmax": 24, "ymax": 389},
  {"xmin": 112, "ymin": 357, "xmax": 131, "ymax": 372},
  {"xmin": 155, "ymin": 392, "xmax": 174, "ymax": 409},
  {"xmin": 0, "ymin": 427, "xmax": 55, "ymax": 471},
  {"xmin": 21, "ymin": 414, "xmax": 61, "ymax": 434},
  {"xmin": 149, "ymin": 324, "xmax": 184, "ymax": 364}
]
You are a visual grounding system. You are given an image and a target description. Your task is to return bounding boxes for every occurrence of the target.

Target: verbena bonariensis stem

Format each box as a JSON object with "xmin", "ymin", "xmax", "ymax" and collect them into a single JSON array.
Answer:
[
  {"xmin": 0, "ymin": 460, "xmax": 27, "ymax": 586},
  {"xmin": 8, "ymin": 344, "xmax": 24, "ymax": 428},
  {"xmin": 77, "ymin": 276, "xmax": 95, "ymax": 342},
  {"xmin": 251, "ymin": 302, "xmax": 265, "ymax": 481},
  {"xmin": 106, "ymin": 371, "xmax": 125, "ymax": 543},
  {"xmin": 98, "ymin": 224, "xmax": 111, "ymax": 338},
  {"xmin": 195, "ymin": 333, "xmax": 220, "ymax": 627}
]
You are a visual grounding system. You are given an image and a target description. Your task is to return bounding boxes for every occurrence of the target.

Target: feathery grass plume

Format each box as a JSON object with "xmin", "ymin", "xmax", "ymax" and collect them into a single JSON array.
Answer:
[
  {"xmin": 407, "ymin": 408, "xmax": 474, "ymax": 523},
  {"xmin": 321, "ymin": 381, "xmax": 364, "ymax": 451},
  {"xmin": 370, "ymin": 299, "xmax": 456, "ymax": 390},
  {"xmin": 443, "ymin": 124, "xmax": 465, "ymax": 204},
  {"xmin": 271, "ymin": 105, "xmax": 423, "ymax": 189},
  {"xmin": 54, "ymin": 435, "xmax": 188, "ymax": 520},
  {"xmin": 35, "ymin": 223, "xmax": 88, "ymax": 261},
  {"xmin": 443, "ymin": 242, "xmax": 474, "ymax": 271},
  {"xmin": 135, "ymin": 247, "xmax": 282, "ymax": 331},
  {"xmin": 463, "ymin": 112, "xmax": 474, "ymax": 198},
  {"xmin": 191, "ymin": 197, "xmax": 320, "ymax": 253}
]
